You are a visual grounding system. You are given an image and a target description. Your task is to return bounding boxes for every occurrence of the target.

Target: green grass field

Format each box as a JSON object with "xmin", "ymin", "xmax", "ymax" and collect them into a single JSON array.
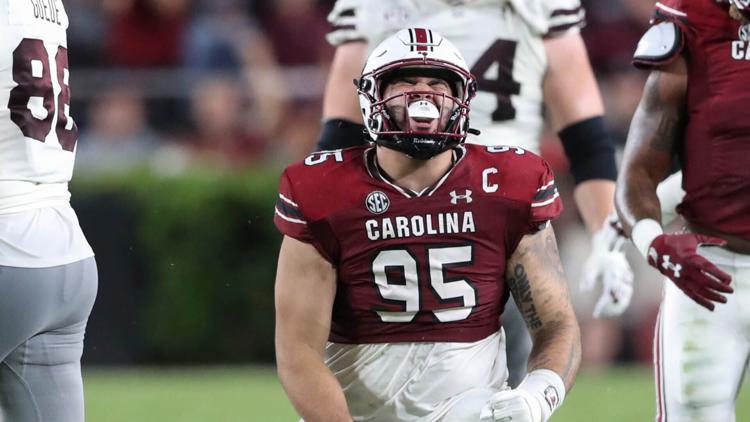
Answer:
[{"xmin": 84, "ymin": 365, "xmax": 750, "ymax": 421}]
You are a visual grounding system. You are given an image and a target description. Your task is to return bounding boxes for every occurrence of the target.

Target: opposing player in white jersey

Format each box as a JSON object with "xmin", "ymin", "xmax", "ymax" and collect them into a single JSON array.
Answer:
[
  {"xmin": 0, "ymin": 1, "xmax": 97, "ymax": 421},
  {"xmin": 317, "ymin": 0, "xmax": 632, "ymax": 386}
]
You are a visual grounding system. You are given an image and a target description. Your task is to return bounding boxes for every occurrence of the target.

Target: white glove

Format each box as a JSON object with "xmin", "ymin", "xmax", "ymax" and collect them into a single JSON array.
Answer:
[
  {"xmin": 479, "ymin": 370, "xmax": 565, "ymax": 422},
  {"xmin": 581, "ymin": 213, "xmax": 634, "ymax": 318},
  {"xmin": 479, "ymin": 388, "xmax": 539, "ymax": 422}
]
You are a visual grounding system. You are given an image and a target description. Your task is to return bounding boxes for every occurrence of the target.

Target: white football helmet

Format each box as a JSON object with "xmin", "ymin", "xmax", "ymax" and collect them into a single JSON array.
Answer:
[{"xmin": 357, "ymin": 28, "xmax": 477, "ymax": 159}]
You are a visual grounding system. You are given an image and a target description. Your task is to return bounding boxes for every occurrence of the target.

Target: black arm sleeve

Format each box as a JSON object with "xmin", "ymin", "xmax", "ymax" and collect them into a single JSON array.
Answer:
[
  {"xmin": 314, "ymin": 118, "xmax": 368, "ymax": 152},
  {"xmin": 558, "ymin": 116, "xmax": 617, "ymax": 185}
]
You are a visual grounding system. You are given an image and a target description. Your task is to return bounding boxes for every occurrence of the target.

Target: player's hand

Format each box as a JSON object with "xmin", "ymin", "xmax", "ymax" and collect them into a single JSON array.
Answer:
[
  {"xmin": 581, "ymin": 214, "xmax": 634, "ymax": 318},
  {"xmin": 479, "ymin": 389, "xmax": 540, "ymax": 422},
  {"xmin": 647, "ymin": 233, "xmax": 733, "ymax": 310}
]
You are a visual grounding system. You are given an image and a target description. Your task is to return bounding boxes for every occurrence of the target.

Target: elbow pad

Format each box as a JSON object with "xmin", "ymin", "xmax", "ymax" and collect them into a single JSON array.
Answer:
[
  {"xmin": 558, "ymin": 116, "xmax": 617, "ymax": 185},
  {"xmin": 315, "ymin": 118, "xmax": 368, "ymax": 152}
]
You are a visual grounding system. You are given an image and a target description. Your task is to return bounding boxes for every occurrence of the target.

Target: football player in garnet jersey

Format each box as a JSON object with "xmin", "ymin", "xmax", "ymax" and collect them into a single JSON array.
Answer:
[
  {"xmin": 274, "ymin": 28, "xmax": 580, "ymax": 422},
  {"xmin": 617, "ymin": 1, "xmax": 750, "ymax": 420},
  {"xmin": 0, "ymin": 1, "xmax": 97, "ymax": 421},
  {"xmin": 317, "ymin": 0, "xmax": 632, "ymax": 387}
]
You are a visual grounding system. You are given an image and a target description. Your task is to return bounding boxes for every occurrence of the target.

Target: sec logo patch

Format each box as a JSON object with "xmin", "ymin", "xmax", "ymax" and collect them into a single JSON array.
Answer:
[{"xmin": 365, "ymin": 191, "xmax": 390, "ymax": 214}]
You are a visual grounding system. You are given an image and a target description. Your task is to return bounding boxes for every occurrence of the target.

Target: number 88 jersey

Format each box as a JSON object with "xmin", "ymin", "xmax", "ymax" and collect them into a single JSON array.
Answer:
[
  {"xmin": 327, "ymin": 0, "xmax": 585, "ymax": 153},
  {"xmin": 0, "ymin": 0, "xmax": 77, "ymax": 195}
]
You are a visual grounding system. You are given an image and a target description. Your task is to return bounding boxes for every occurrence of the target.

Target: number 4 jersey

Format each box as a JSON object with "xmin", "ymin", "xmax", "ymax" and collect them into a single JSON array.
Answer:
[
  {"xmin": 274, "ymin": 144, "xmax": 562, "ymax": 344},
  {"xmin": 0, "ymin": 0, "xmax": 92, "ymax": 267},
  {"xmin": 327, "ymin": 0, "xmax": 585, "ymax": 153}
]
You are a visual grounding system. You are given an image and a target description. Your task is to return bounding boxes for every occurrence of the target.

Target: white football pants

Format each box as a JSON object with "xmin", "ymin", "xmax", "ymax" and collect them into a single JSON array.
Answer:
[
  {"xmin": 325, "ymin": 330, "xmax": 508, "ymax": 421},
  {"xmin": 654, "ymin": 245, "xmax": 750, "ymax": 422}
]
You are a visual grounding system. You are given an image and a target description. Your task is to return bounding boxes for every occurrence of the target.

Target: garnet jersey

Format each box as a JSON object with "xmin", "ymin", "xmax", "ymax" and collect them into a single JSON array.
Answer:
[
  {"xmin": 274, "ymin": 144, "xmax": 562, "ymax": 344},
  {"xmin": 326, "ymin": 0, "xmax": 585, "ymax": 153},
  {"xmin": 635, "ymin": 0, "xmax": 750, "ymax": 240},
  {"xmin": 0, "ymin": 0, "xmax": 77, "ymax": 211}
]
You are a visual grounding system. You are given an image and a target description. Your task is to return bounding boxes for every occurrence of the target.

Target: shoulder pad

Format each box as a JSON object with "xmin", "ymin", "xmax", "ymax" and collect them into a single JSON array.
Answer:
[{"xmin": 633, "ymin": 21, "xmax": 684, "ymax": 69}]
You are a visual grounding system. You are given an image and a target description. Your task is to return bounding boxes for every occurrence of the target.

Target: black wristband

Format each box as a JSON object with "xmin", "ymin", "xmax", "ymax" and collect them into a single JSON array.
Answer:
[
  {"xmin": 558, "ymin": 116, "xmax": 617, "ymax": 184},
  {"xmin": 315, "ymin": 118, "xmax": 368, "ymax": 152}
]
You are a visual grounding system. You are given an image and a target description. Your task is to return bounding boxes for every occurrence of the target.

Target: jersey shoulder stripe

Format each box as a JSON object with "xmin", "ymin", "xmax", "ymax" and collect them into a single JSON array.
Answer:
[
  {"xmin": 465, "ymin": 144, "xmax": 563, "ymax": 222},
  {"xmin": 275, "ymin": 194, "xmax": 306, "ymax": 224},
  {"xmin": 531, "ymin": 187, "xmax": 560, "ymax": 208},
  {"xmin": 546, "ymin": 3, "xmax": 586, "ymax": 36},
  {"xmin": 655, "ymin": 1, "xmax": 688, "ymax": 19}
]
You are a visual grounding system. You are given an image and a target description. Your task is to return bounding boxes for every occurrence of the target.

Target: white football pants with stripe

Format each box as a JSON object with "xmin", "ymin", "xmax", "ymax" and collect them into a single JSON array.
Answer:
[{"xmin": 654, "ymin": 245, "xmax": 750, "ymax": 422}]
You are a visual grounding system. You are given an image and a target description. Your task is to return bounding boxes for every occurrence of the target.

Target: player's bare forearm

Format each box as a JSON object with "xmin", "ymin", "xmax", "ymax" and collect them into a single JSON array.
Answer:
[
  {"xmin": 543, "ymin": 33, "xmax": 604, "ymax": 131},
  {"xmin": 616, "ymin": 58, "xmax": 687, "ymax": 235},
  {"xmin": 274, "ymin": 237, "xmax": 351, "ymax": 421},
  {"xmin": 573, "ymin": 179, "xmax": 616, "ymax": 233},
  {"xmin": 506, "ymin": 225, "xmax": 581, "ymax": 390},
  {"xmin": 544, "ymin": 34, "xmax": 615, "ymax": 234},
  {"xmin": 276, "ymin": 345, "xmax": 352, "ymax": 422},
  {"xmin": 322, "ymin": 42, "xmax": 368, "ymax": 123}
]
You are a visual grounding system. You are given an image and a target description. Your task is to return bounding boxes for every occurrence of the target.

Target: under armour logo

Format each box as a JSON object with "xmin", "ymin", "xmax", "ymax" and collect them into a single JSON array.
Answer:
[
  {"xmin": 661, "ymin": 255, "xmax": 682, "ymax": 278},
  {"xmin": 449, "ymin": 190, "xmax": 472, "ymax": 204}
]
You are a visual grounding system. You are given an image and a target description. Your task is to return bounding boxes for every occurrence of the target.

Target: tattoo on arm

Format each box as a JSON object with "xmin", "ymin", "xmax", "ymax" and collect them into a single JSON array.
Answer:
[
  {"xmin": 506, "ymin": 228, "xmax": 568, "ymax": 332},
  {"xmin": 507, "ymin": 227, "xmax": 581, "ymax": 388},
  {"xmin": 561, "ymin": 339, "xmax": 580, "ymax": 385},
  {"xmin": 652, "ymin": 115, "xmax": 681, "ymax": 152},
  {"xmin": 506, "ymin": 264, "xmax": 542, "ymax": 330},
  {"xmin": 617, "ymin": 63, "xmax": 686, "ymax": 231},
  {"xmin": 544, "ymin": 231, "xmax": 567, "ymax": 283},
  {"xmin": 639, "ymin": 70, "xmax": 685, "ymax": 154}
]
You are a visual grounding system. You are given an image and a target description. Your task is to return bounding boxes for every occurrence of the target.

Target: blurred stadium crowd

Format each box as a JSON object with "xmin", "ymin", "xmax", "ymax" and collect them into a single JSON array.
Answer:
[
  {"xmin": 67, "ymin": 0, "xmax": 337, "ymax": 170},
  {"xmin": 67, "ymin": 0, "xmax": 667, "ymax": 368}
]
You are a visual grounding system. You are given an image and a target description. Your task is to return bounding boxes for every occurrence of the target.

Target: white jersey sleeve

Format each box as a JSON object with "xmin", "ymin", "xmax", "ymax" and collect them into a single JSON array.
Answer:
[
  {"xmin": 506, "ymin": 0, "xmax": 585, "ymax": 37},
  {"xmin": 326, "ymin": 0, "xmax": 425, "ymax": 46},
  {"xmin": 541, "ymin": 0, "xmax": 586, "ymax": 36}
]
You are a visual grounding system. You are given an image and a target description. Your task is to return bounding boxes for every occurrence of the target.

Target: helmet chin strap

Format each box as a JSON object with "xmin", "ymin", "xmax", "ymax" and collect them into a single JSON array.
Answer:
[
  {"xmin": 388, "ymin": 135, "xmax": 450, "ymax": 160},
  {"xmin": 394, "ymin": 97, "xmax": 451, "ymax": 160},
  {"xmin": 373, "ymin": 91, "xmax": 468, "ymax": 160}
]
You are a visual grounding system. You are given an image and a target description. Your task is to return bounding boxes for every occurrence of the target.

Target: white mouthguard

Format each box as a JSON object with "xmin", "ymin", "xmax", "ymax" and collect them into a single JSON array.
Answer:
[{"xmin": 407, "ymin": 100, "xmax": 440, "ymax": 120}]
